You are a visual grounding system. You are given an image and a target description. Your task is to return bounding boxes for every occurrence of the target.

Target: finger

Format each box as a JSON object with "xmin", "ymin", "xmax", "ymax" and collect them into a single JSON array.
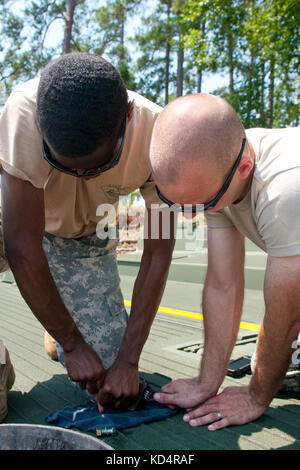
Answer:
[
  {"xmin": 86, "ymin": 380, "xmax": 99, "ymax": 395},
  {"xmin": 183, "ymin": 403, "xmax": 219, "ymax": 421},
  {"xmin": 208, "ymin": 417, "xmax": 229, "ymax": 431},
  {"xmin": 153, "ymin": 392, "xmax": 178, "ymax": 406},
  {"xmin": 200, "ymin": 396, "xmax": 220, "ymax": 406},
  {"xmin": 90, "ymin": 378, "xmax": 105, "ymax": 401},
  {"xmin": 97, "ymin": 378, "xmax": 104, "ymax": 391},
  {"xmin": 94, "ymin": 394, "xmax": 105, "ymax": 413},
  {"xmin": 161, "ymin": 382, "xmax": 175, "ymax": 393},
  {"xmin": 97, "ymin": 387, "xmax": 113, "ymax": 405},
  {"xmin": 97, "ymin": 402, "xmax": 105, "ymax": 414},
  {"xmin": 187, "ymin": 411, "xmax": 224, "ymax": 427},
  {"xmin": 115, "ymin": 397, "xmax": 131, "ymax": 410},
  {"xmin": 155, "ymin": 391, "xmax": 191, "ymax": 408}
]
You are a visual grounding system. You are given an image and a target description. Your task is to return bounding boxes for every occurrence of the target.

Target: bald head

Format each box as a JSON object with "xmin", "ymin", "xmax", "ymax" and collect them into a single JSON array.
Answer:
[{"xmin": 150, "ymin": 93, "xmax": 246, "ymax": 188}]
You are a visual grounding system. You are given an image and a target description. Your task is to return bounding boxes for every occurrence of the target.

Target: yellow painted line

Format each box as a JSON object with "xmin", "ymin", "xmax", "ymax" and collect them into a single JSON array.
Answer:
[
  {"xmin": 124, "ymin": 299, "xmax": 261, "ymax": 332},
  {"xmin": 239, "ymin": 321, "xmax": 261, "ymax": 332}
]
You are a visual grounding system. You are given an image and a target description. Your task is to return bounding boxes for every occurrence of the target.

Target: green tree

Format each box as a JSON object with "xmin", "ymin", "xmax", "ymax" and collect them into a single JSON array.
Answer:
[
  {"xmin": 94, "ymin": 0, "xmax": 141, "ymax": 89},
  {"xmin": 134, "ymin": 0, "xmax": 174, "ymax": 105},
  {"xmin": 172, "ymin": 0, "xmax": 193, "ymax": 97},
  {"xmin": 181, "ymin": 0, "xmax": 300, "ymax": 127},
  {"xmin": 237, "ymin": 0, "xmax": 300, "ymax": 127},
  {"xmin": 0, "ymin": 0, "xmax": 142, "ymax": 95},
  {"xmin": 0, "ymin": 0, "xmax": 87, "ymax": 93},
  {"xmin": 134, "ymin": 0, "xmax": 200, "ymax": 104},
  {"xmin": 179, "ymin": 0, "xmax": 213, "ymax": 92}
]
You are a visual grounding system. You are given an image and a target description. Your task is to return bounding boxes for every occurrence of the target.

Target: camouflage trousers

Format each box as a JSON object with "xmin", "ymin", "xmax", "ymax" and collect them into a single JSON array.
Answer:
[
  {"xmin": 0, "ymin": 214, "xmax": 128, "ymax": 371},
  {"xmin": 42, "ymin": 231, "xmax": 128, "ymax": 371}
]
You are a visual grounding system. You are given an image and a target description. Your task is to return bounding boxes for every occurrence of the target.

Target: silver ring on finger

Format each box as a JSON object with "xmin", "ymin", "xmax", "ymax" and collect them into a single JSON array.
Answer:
[{"xmin": 216, "ymin": 411, "xmax": 223, "ymax": 420}]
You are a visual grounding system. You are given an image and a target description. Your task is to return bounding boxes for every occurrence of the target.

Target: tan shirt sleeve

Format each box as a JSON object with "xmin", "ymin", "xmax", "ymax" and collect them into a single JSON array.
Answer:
[
  {"xmin": 205, "ymin": 209, "xmax": 234, "ymax": 229},
  {"xmin": 0, "ymin": 80, "xmax": 51, "ymax": 188},
  {"xmin": 139, "ymin": 175, "xmax": 163, "ymax": 208},
  {"xmin": 256, "ymin": 167, "xmax": 300, "ymax": 257}
]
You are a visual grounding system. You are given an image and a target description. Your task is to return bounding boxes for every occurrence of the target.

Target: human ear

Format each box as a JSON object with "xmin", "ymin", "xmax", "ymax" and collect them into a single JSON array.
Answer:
[{"xmin": 237, "ymin": 155, "xmax": 254, "ymax": 180}]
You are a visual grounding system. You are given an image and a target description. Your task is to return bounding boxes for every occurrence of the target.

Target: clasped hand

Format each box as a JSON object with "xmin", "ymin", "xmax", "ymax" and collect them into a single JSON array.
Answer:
[
  {"xmin": 64, "ymin": 341, "xmax": 139, "ymax": 412},
  {"xmin": 94, "ymin": 359, "xmax": 140, "ymax": 412}
]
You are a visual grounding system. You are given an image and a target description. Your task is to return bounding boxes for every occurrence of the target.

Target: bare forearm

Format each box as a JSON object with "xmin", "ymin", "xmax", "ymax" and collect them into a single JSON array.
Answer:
[
  {"xmin": 250, "ymin": 311, "xmax": 300, "ymax": 406},
  {"xmin": 117, "ymin": 252, "xmax": 171, "ymax": 364},
  {"xmin": 6, "ymin": 246, "xmax": 82, "ymax": 350},
  {"xmin": 249, "ymin": 256, "xmax": 300, "ymax": 406},
  {"xmin": 199, "ymin": 278, "xmax": 244, "ymax": 393}
]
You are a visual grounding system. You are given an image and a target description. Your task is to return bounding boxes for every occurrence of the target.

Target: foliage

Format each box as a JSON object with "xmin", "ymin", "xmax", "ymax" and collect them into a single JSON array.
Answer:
[
  {"xmin": 0, "ymin": 0, "xmax": 299, "ymax": 126},
  {"xmin": 180, "ymin": 0, "xmax": 300, "ymax": 127}
]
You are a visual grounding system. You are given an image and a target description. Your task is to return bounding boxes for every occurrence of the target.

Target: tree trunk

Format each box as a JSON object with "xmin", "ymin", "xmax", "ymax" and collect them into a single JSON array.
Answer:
[
  {"xmin": 63, "ymin": 0, "xmax": 77, "ymax": 54},
  {"xmin": 259, "ymin": 61, "xmax": 265, "ymax": 125},
  {"xmin": 228, "ymin": 34, "xmax": 234, "ymax": 95},
  {"xmin": 267, "ymin": 58, "xmax": 275, "ymax": 127},
  {"xmin": 165, "ymin": 40, "xmax": 170, "ymax": 105},
  {"xmin": 119, "ymin": 3, "xmax": 126, "ymax": 62},
  {"xmin": 197, "ymin": 71, "xmax": 202, "ymax": 93},
  {"xmin": 246, "ymin": 53, "xmax": 254, "ymax": 124},
  {"xmin": 176, "ymin": 45, "xmax": 184, "ymax": 96},
  {"xmin": 197, "ymin": 18, "xmax": 206, "ymax": 93},
  {"xmin": 164, "ymin": 0, "xmax": 171, "ymax": 105}
]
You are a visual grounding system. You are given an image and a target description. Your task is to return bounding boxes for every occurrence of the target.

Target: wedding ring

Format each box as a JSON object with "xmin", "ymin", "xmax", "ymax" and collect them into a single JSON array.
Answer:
[{"xmin": 216, "ymin": 411, "xmax": 223, "ymax": 420}]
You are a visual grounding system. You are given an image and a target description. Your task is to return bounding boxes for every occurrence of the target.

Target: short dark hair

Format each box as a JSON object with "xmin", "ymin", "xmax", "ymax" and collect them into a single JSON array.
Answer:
[{"xmin": 37, "ymin": 53, "xmax": 128, "ymax": 158}]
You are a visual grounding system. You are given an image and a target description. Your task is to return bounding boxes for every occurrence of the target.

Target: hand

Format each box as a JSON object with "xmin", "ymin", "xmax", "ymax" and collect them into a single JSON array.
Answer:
[
  {"xmin": 183, "ymin": 386, "xmax": 268, "ymax": 431},
  {"xmin": 153, "ymin": 377, "xmax": 216, "ymax": 409},
  {"xmin": 63, "ymin": 338, "xmax": 105, "ymax": 395},
  {"xmin": 95, "ymin": 359, "xmax": 139, "ymax": 412}
]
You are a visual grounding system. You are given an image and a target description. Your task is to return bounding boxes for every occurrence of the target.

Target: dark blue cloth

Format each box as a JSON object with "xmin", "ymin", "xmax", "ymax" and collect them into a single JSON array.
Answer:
[{"xmin": 45, "ymin": 400, "xmax": 178, "ymax": 433}]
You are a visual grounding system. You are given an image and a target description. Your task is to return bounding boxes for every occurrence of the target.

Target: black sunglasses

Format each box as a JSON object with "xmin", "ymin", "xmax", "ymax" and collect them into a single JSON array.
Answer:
[
  {"xmin": 42, "ymin": 117, "xmax": 127, "ymax": 178},
  {"xmin": 156, "ymin": 137, "xmax": 246, "ymax": 213}
]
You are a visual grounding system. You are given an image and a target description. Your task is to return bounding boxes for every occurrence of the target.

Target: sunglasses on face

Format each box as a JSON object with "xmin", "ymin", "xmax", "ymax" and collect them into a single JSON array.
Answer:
[
  {"xmin": 42, "ymin": 116, "xmax": 127, "ymax": 178},
  {"xmin": 156, "ymin": 137, "xmax": 247, "ymax": 213}
]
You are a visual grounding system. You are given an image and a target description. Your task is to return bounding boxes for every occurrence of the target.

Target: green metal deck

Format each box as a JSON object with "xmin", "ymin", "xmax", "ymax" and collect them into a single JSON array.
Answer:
[{"xmin": 0, "ymin": 230, "xmax": 300, "ymax": 450}]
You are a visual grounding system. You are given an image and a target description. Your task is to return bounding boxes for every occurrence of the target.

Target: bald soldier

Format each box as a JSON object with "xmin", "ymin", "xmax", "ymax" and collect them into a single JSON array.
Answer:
[{"xmin": 150, "ymin": 93, "xmax": 300, "ymax": 430}]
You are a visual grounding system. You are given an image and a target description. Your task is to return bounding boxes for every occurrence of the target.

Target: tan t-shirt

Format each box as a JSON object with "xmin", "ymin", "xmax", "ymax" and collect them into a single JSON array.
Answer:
[
  {"xmin": 205, "ymin": 127, "xmax": 300, "ymax": 257},
  {"xmin": 0, "ymin": 78, "xmax": 162, "ymax": 238}
]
